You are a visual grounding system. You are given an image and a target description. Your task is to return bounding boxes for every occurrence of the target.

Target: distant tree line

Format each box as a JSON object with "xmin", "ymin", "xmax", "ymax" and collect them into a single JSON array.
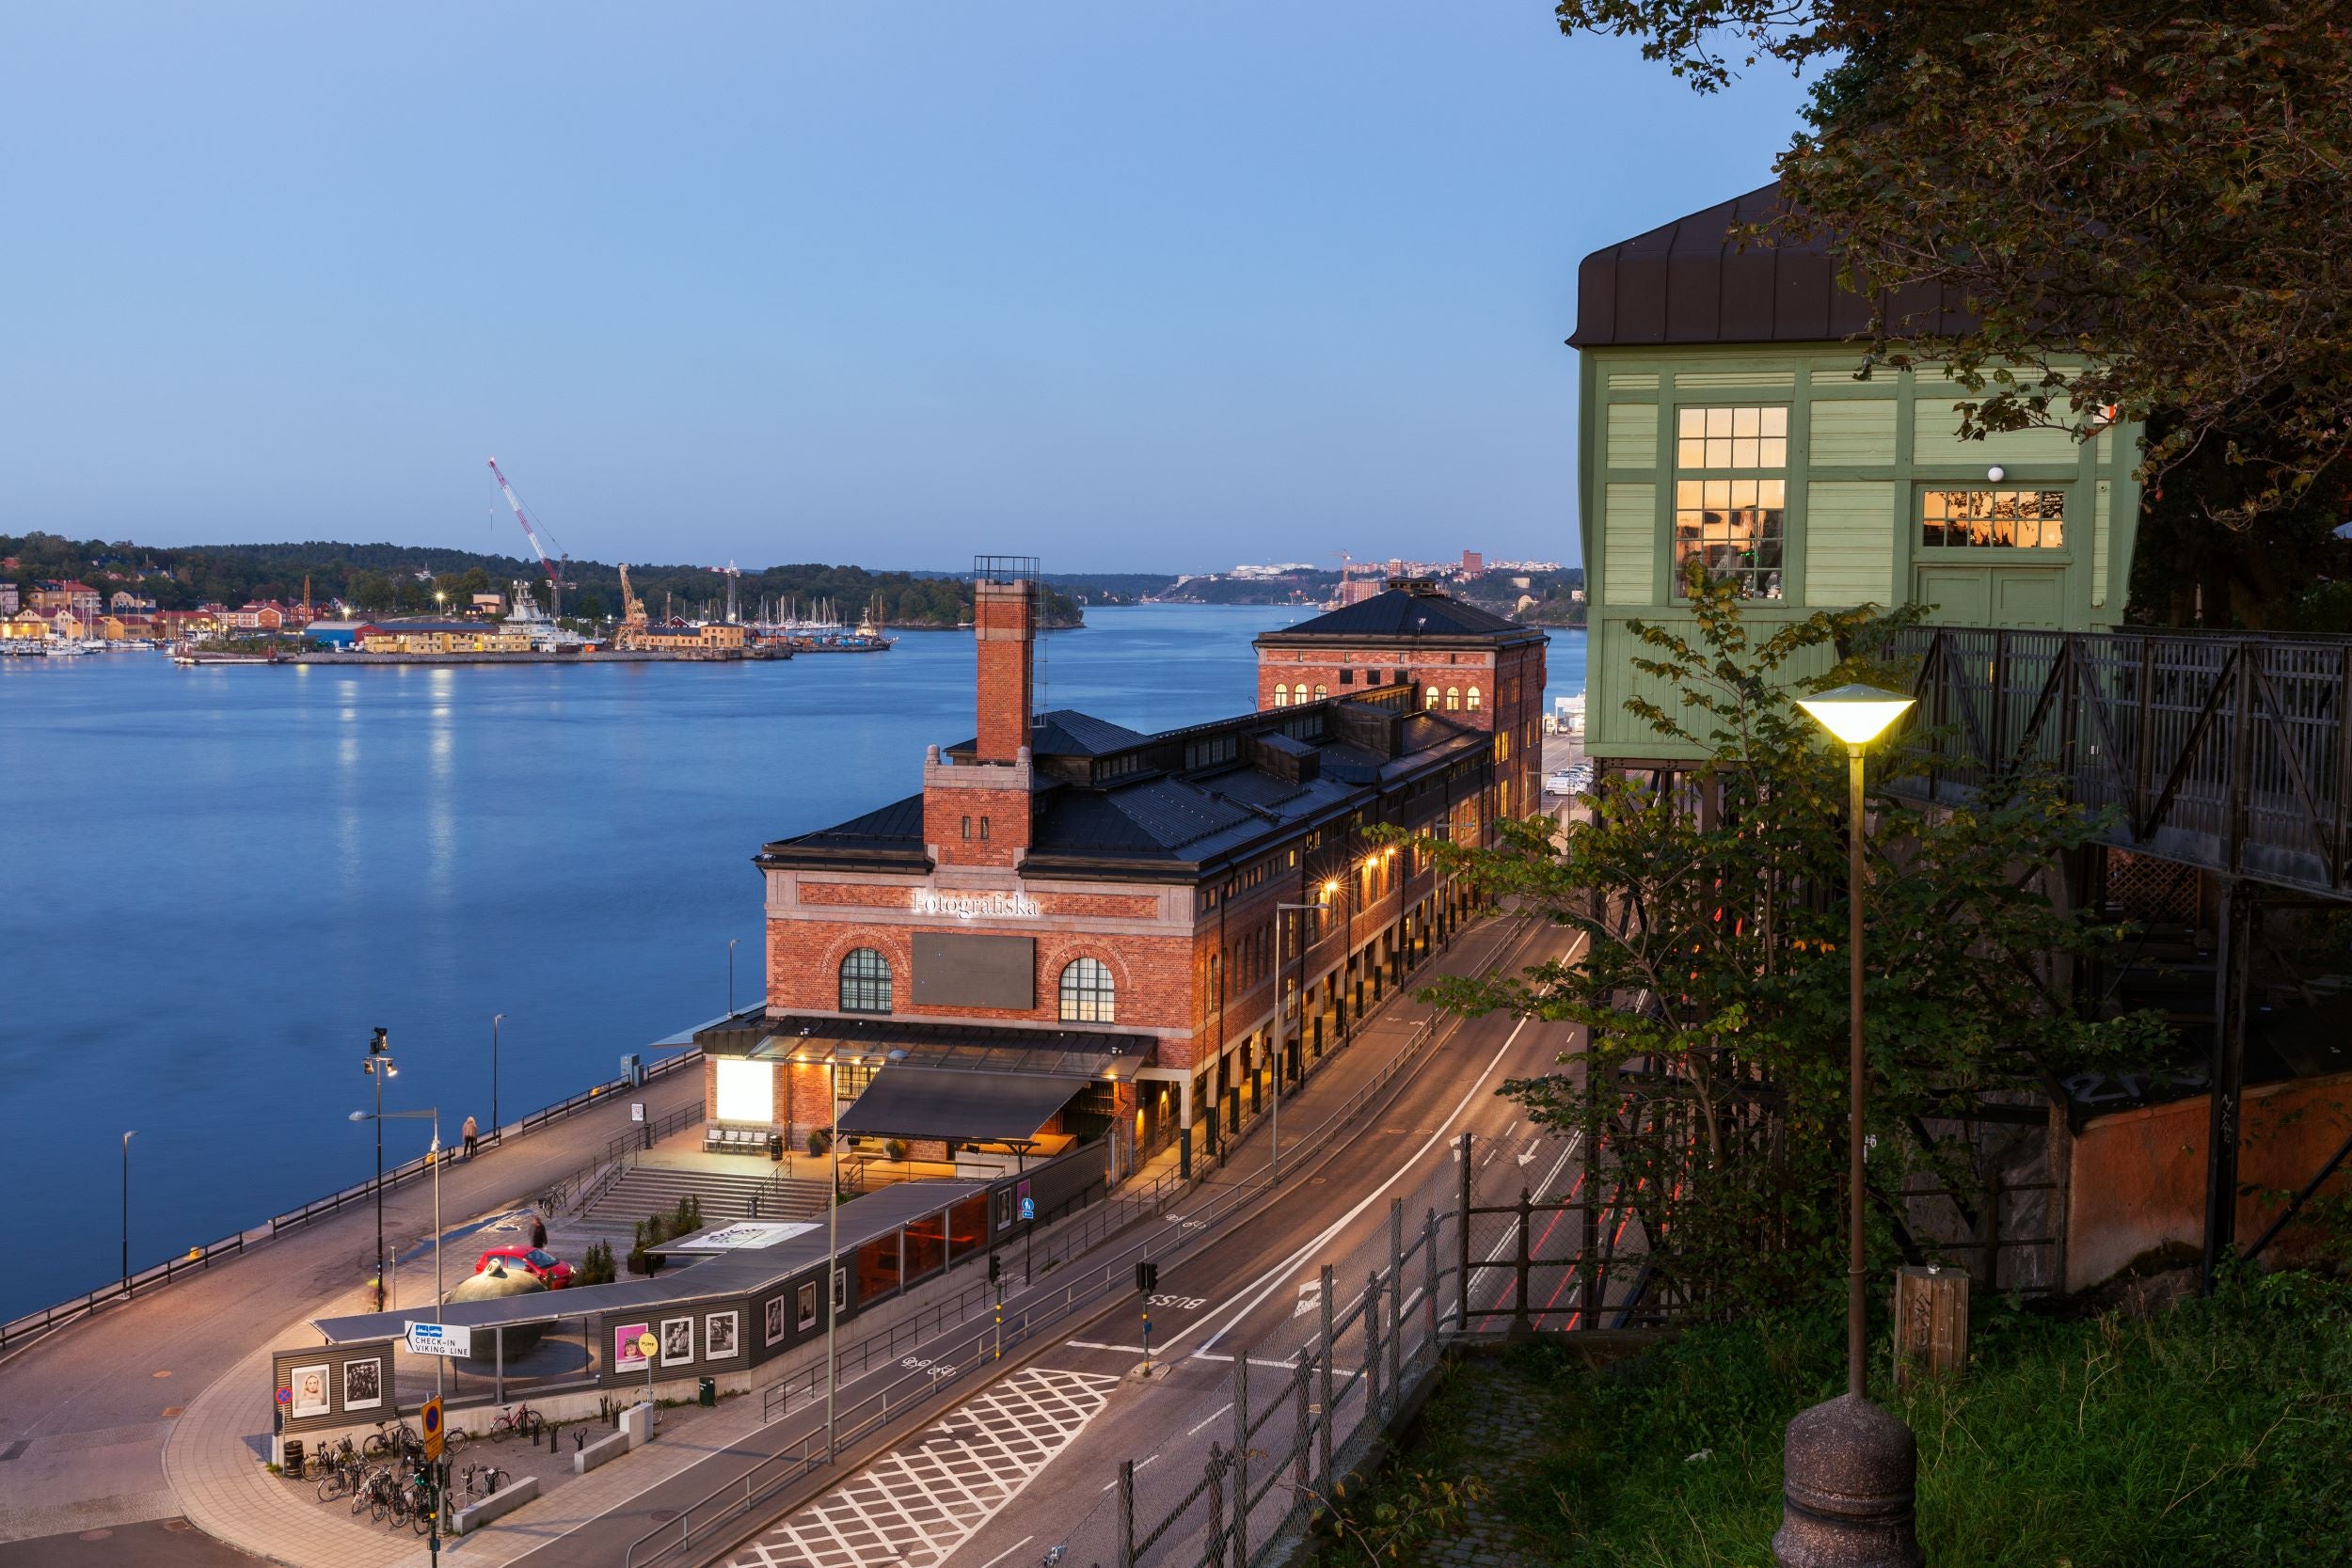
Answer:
[{"xmin": 0, "ymin": 534, "xmax": 1088, "ymax": 627}]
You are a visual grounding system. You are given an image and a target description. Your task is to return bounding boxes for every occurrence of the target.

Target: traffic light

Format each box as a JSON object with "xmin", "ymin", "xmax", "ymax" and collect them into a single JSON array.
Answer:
[
  {"xmin": 1135, "ymin": 1259, "xmax": 1158, "ymax": 1294},
  {"xmin": 988, "ymin": 1253, "xmax": 1001, "ymax": 1287}
]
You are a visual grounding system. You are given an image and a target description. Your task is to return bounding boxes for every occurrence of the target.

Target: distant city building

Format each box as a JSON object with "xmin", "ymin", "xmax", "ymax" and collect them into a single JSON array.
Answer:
[
  {"xmin": 109, "ymin": 590, "xmax": 157, "ymax": 614},
  {"xmin": 471, "ymin": 592, "xmax": 507, "ymax": 616},
  {"xmin": 1229, "ymin": 562, "xmax": 1320, "ymax": 579},
  {"xmin": 303, "ymin": 619, "xmax": 375, "ymax": 650},
  {"xmin": 1459, "ymin": 550, "xmax": 1485, "ymax": 576},
  {"xmin": 0, "ymin": 581, "xmax": 16, "ymax": 615},
  {"xmin": 30, "ymin": 580, "xmax": 101, "ymax": 618}
]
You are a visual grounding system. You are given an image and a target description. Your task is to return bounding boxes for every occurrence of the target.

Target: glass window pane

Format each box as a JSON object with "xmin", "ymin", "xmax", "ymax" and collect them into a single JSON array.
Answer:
[
  {"xmin": 1762, "ymin": 407, "xmax": 1788, "ymax": 437},
  {"xmin": 1677, "ymin": 479, "xmax": 1703, "ymax": 508},
  {"xmin": 1732, "ymin": 406, "xmax": 1760, "ymax": 437},
  {"xmin": 1760, "ymin": 437, "xmax": 1787, "ymax": 467},
  {"xmin": 1679, "ymin": 407, "xmax": 1704, "ymax": 436},
  {"xmin": 1705, "ymin": 437, "xmax": 1732, "ymax": 466},
  {"xmin": 1732, "ymin": 437, "xmax": 1758, "ymax": 467},
  {"xmin": 1707, "ymin": 407, "xmax": 1733, "ymax": 438},
  {"xmin": 1677, "ymin": 437, "xmax": 1704, "ymax": 467}
]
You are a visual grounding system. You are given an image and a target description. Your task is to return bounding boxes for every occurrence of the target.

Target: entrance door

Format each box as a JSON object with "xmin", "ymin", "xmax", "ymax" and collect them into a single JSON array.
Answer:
[{"xmin": 1914, "ymin": 565, "xmax": 2066, "ymax": 628}]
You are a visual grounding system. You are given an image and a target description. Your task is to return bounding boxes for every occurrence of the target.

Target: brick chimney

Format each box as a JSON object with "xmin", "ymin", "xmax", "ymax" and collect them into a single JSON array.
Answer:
[
  {"xmin": 924, "ymin": 557, "xmax": 1039, "ymax": 867},
  {"xmin": 973, "ymin": 564, "xmax": 1039, "ymax": 763}
]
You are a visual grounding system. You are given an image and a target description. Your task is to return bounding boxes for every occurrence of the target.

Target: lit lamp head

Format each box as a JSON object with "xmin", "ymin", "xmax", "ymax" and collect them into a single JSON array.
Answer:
[{"xmin": 1796, "ymin": 683, "xmax": 1916, "ymax": 748}]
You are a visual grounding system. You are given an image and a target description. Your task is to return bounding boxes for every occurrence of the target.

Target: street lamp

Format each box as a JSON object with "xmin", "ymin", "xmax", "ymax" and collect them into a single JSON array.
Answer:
[
  {"xmin": 351, "ymin": 1105, "xmax": 445, "ymax": 1543},
  {"xmin": 1273, "ymin": 901, "xmax": 1327, "ymax": 1184},
  {"xmin": 1776, "ymin": 682, "xmax": 1918, "ymax": 1568},
  {"xmin": 120, "ymin": 1132, "xmax": 136, "ymax": 1291},
  {"xmin": 728, "ymin": 938, "xmax": 739, "ymax": 1016},
  {"xmin": 361, "ymin": 1027, "xmax": 396, "ymax": 1310},
  {"xmin": 491, "ymin": 1012, "xmax": 505, "ymax": 1140}
]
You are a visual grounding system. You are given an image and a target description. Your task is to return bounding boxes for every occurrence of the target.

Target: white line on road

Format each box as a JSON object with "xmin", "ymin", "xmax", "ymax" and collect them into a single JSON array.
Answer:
[
  {"xmin": 971, "ymin": 1535, "xmax": 1036, "ymax": 1568},
  {"xmin": 1185, "ymin": 1402, "xmax": 1233, "ymax": 1437},
  {"xmin": 1187, "ymin": 1012, "xmax": 1538, "ymax": 1357},
  {"xmin": 1100, "ymin": 1452, "xmax": 1162, "ymax": 1491}
]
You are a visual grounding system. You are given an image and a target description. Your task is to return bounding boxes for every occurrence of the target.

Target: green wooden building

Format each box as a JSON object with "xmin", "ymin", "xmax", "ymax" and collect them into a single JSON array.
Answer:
[{"xmin": 1572, "ymin": 183, "xmax": 2145, "ymax": 764}]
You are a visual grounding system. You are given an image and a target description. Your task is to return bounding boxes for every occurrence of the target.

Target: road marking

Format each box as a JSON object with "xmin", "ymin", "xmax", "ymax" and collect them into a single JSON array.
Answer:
[
  {"xmin": 970, "ymin": 1534, "xmax": 1034, "ymax": 1568},
  {"xmin": 1187, "ymin": 1012, "xmax": 1540, "ymax": 1357},
  {"xmin": 1293, "ymin": 1282, "xmax": 1318, "ymax": 1319},
  {"xmin": 1100, "ymin": 1452, "xmax": 1161, "ymax": 1492},
  {"xmin": 723, "ymin": 1367, "xmax": 1120, "ymax": 1568},
  {"xmin": 1185, "ymin": 1402, "xmax": 1233, "ymax": 1437}
]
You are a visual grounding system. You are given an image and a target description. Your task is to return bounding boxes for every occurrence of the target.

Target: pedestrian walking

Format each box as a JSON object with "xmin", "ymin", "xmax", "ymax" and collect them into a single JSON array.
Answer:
[
  {"xmin": 530, "ymin": 1212, "xmax": 548, "ymax": 1249},
  {"xmin": 462, "ymin": 1114, "xmax": 480, "ymax": 1159}
]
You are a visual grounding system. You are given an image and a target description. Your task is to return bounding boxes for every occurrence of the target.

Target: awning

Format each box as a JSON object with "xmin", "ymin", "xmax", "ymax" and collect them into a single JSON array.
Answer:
[{"xmin": 835, "ymin": 1067, "xmax": 1088, "ymax": 1142}]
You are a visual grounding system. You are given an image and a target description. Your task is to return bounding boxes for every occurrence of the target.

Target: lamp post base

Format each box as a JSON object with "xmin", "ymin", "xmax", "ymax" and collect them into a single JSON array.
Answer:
[{"xmin": 1773, "ymin": 1393, "xmax": 1920, "ymax": 1568}]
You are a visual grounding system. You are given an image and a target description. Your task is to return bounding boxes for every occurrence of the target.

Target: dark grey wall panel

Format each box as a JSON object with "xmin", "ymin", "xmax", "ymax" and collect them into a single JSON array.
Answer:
[{"xmin": 913, "ymin": 932, "xmax": 1036, "ymax": 1009}]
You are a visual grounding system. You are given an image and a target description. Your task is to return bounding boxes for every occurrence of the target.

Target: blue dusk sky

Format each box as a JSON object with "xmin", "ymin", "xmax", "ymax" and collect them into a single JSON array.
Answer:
[{"xmin": 0, "ymin": 5, "xmax": 1811, "ymax": 574}]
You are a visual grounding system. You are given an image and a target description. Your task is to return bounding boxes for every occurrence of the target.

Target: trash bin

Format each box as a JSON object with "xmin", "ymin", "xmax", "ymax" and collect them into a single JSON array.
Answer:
[
  {"xmin": 697, "ymin": 1376, "xmax": 717, "ymax": 1408},
  {"xmin": 769, "ymin": 1132, "xmax": 784, "ymax": 1163}
]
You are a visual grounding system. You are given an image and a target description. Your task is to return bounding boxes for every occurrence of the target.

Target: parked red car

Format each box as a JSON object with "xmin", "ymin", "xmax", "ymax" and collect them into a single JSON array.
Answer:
[{"xmin": 473, "ymin": 1245, "xmax": 575, "ymax": 1289}]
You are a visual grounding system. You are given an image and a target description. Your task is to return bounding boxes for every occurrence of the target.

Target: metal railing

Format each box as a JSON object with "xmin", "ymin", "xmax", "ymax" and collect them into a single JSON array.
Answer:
[
  {"xmin": 0, "ymin": 1047, "xmax": 699, "ymax": 1354},
  {"xmin": 620, "ymin": 920, "xmax": 1534, "ymax": 1568},
  {"xmin": 1888, "ymin": 626, "xmax": 2352, "ymax": 897}
]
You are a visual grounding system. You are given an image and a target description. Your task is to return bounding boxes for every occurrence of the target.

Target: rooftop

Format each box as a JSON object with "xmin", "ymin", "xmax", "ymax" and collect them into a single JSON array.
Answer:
[{"xmin": 1568, "ymin": 180, "xmax": 1974, "ymax": 351}]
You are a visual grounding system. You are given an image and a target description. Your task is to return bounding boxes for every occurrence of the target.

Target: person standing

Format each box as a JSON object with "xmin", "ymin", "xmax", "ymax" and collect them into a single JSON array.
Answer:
[{"xmin": 462, "ymin": 1114, "xmax": 479, "ymax": 1159}]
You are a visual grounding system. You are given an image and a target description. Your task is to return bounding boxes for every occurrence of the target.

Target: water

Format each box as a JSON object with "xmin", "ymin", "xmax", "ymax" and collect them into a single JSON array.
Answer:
[{"xmin": 0, "ymin": 607, "xmax": 1583, "ymax": 1319}]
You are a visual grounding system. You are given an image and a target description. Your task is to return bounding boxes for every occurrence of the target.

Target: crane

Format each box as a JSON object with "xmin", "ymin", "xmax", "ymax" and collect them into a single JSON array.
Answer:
[
  {"xmin": 705, "ymin": 561, "xmax": 740, "ymax": 624},
  {"xmin": 486, "ymin": 458, "xmax": 567, "ymax": 617}
]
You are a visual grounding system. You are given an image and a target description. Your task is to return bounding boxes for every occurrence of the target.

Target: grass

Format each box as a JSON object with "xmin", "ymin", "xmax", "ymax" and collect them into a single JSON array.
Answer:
[{"xmin": 1322, "ymin": 1271, "xmax": 2352, "ymax": 1567}]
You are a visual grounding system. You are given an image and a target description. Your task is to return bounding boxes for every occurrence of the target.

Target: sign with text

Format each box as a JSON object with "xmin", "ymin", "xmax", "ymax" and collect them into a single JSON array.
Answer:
[
  {"xmin": 405, "ymin": 1322, "xmax": 473, "ymax": 1359},
  {"xmin": 913, "ymin": 888, "xmax": 1041, "ymax": 921}
]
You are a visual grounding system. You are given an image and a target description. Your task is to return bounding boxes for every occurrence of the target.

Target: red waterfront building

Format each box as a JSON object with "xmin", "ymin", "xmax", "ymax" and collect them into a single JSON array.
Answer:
[{"xmin": 696, "ymin": 559, "xmax": 1545, "ymax": 1182}]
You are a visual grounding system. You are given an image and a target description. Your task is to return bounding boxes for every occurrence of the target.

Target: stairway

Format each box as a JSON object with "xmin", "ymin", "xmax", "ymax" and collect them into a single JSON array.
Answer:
[{"xmin": 549, "ymin": 1161, "xmax": 830, "ymax": 1261}]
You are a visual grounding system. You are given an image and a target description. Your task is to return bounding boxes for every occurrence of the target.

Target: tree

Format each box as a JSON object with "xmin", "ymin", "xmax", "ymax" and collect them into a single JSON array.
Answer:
[
  {"xmin": 1416, "ymin": 565, "xmax": 2164, "ymax": 1310},
  {"xmin": 1551, "ymin": 2, "xmax": 2352, "ymax": 621}
]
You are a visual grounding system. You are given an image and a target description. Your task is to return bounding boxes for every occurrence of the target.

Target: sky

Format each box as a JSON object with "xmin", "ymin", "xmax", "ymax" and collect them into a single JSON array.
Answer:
[{"xmin": 0, "ymin": 5, "xmax": 1812, "ymax": 574}]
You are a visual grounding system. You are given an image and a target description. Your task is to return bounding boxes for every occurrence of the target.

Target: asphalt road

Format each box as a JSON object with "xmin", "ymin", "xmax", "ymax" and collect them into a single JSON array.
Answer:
[{"xmin": 643, "ymin": 911, "xmax": 1594, "ymax": 1568}]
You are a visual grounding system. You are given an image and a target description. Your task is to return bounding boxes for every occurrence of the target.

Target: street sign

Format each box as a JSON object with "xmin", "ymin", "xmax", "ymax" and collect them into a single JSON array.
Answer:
[
  {"xmin": 636, "ymin": 1332, "xmax": 660, "ymax": 1359},
  {"xmin": 405, "ymin": 1322, "xmax": 474, "ymax": 1358},
  {"xmin": 421, "ymin": 1395, "xmax": 444, "ymax": 1462},
  {"xmin": 631, "ymin": 1101, "xmax": 645, "ymax": 1122}
]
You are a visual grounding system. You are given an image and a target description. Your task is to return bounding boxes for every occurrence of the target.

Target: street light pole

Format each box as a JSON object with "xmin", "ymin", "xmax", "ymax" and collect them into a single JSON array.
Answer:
[
  {"xmin": 120, "ymin": 1131, "xmax": 136, "ymax": 1291},
  {"xmin": 729, "ymin": 939, "xmax": 739, "ymax": 1016},
  {"xmin": 363, "ymin": 1028, "xmax": 395, "ymax": 1311},
  {"xmin": 1273, "ymin": 901, "xmax": 1327, "ymax": 1185},
  {"xmin": 1776, "ymin": 682, "xmax": 1918, "ymax": 1568},
  {"xmin": 491, "ymin": 1012, "xmax": 505, "ymax": 1140},
  {"xmin": 355, "ymin": 1106, "xmax": 442, "ymax": 1539}
]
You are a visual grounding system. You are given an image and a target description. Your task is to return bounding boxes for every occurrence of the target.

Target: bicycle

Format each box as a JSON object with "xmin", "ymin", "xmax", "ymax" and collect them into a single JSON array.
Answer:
[
  {"xmin": 489, "ymin": 1402, "xmax": 543, "ymax": 1443},
  {"xmin": 402, "ymin": 1470, "xmax": 437, "ymax": 1536},
  {"xmin": 361, "ymin": 1418, "xmax": 420, "ymax": 1460},
  {"xmin": 462, "ymin": 1462, "xmax": 511, "ymax": 1499}
]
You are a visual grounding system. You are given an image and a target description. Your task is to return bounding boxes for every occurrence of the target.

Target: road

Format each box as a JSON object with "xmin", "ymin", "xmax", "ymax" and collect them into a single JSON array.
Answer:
[{"xmin": 676, "ymin": 911, "xmax": 1592, "ymax": 1568}]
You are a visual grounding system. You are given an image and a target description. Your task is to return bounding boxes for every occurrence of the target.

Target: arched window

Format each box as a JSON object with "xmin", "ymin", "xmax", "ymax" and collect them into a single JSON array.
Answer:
[
  {"xmin": 1313, "ymin": 684, "xmax": 1327, "ymax": 701},
  {"xmin": 1060, "ymin": 957, "xmax": 1116, "ymax": 1022},
  {"xmin": 1466, "ymin": 685, "xmax": 1482, "ymax": 711},
  {"xmin": 1445, "ymin": 687, "xmax": 1460, "ymax": 711},
  {"xmin": 1274, "ymin": 683, "xmax": 1290, "ymax": 706},
  {"xmin": 1425, "ymin": 684, "xmax": 1441, "ymax": 708},
  {"xmin": 838, "ymin": 947, "xmax": 892, "ymax": 1014}
]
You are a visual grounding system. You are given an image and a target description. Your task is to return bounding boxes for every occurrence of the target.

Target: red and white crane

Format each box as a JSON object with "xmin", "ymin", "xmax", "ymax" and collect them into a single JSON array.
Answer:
[{"xmin": 486, "ymin": 458, "xmax": 567, "ymax": 616}]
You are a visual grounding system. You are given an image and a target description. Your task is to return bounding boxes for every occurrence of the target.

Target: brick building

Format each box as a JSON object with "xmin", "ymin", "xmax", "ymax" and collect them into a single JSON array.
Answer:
[
  {"xmin": 1251, "ymin": 578, "xmax": 1548, "ymax": 819},
  {"xmin": 695, "ymin": 560, "xmax": 1544, "ymax": 1182}
]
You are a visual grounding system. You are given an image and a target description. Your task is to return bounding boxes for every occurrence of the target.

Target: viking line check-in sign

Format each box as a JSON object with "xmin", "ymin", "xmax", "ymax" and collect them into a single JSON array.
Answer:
[{"xmin": 405, "ymin": 1321, "xmax": 473, "ymax": 1358}]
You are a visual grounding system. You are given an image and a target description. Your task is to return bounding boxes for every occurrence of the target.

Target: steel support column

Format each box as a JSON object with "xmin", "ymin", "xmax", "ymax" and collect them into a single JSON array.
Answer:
[{"xmin": 2202, "ymin": 879, "xmax": 2253, "ymax": 1291}]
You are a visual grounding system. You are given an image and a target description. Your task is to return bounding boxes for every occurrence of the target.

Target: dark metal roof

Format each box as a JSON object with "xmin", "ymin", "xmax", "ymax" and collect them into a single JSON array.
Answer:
[
  {"xmin": 1030, "ymin": 710, "xmax": 1150, "ymax": 757},
  {"xmin": 309, "ymin": 1180, "xmax": 986, "ymax": 1341},
  {"xmin": 1254, "ymin": 583, "xmax": 1541, "ymax": 647},
  {"xmin": 762, "ymin": 792, "xmax": 929, "ymax": 863},
  {"xmin": 836, "ymin": 1068, "xmax": 1089, "ymax": 1141},
  {"xmin": 1569, "ymin": 181, "xmax": 1974, "ymax": 349},
  {"xmin": 746, "ymin": 1013, "xmax": 1154, "ymax": 1069}
]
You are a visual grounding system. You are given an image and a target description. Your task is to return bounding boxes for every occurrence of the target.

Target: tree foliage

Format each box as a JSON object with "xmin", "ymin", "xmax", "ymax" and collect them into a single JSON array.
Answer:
[
  {"xmin": 1417, "ymin": 566, "xmax": 2164, "ymax": 1310},
  {"xmin": 1551, "ymin": 2, "xmax": 2352, "ymax": 614}
]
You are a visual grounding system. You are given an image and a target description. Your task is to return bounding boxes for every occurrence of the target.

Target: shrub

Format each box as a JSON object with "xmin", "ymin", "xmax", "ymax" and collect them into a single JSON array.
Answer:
[
  {"xmin": 807, "ymin": 1129, "xmax": 831, "ymax": 1158},
  {"xmin": 884, "ymin": 1138, "xmax": 910, "ymax": 1164},
  {"xmin": 578, "ymin": 1239, "xmax": 616, "ymax": 1286},
  {"xmin": 671, "ymin": 1195, "xmax": 703, "ymax": 1236}
]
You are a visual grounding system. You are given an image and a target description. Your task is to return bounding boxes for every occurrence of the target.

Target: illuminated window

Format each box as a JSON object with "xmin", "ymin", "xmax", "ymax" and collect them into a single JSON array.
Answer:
[
  {"xmin": 1920, "ymin": 489, "xmax": 2066, "ymax": 549},
  {"xmin": 1675, "ymin": 479, "xmax": 1786, "ymax": 600},
  {"xmin": 1274, "ymin": 683, "xmax": 1290, "ymax": 705},
  {"xmin": 1465, "ymin": 685, "xmax": 1481, "ymax": 711},
  {"xmin": 1445, "ymin": 687, "xmax": 1459, "ymax": 711},
  {"xmin": 1314, "ymin": 684, "xmax": 1327, "ymax": 701},
  {"xmin": 1425, "ymin": 684, "xmax": 1441, "ymax": 708},
  {"xmin": 1674, "ymin": 405, "xmax": 1788, "ymax": 600},
  {"xmin": 1059, "ymin": 957, "xmax": 1116, "ymax": 1022},
  {"xmin": 1677, "ymin": 404, "xmax": 1788, "ymax": 469},
  {"xmin": 838, "ymin": 948, "xmax": 892, "ymax": 1014}
]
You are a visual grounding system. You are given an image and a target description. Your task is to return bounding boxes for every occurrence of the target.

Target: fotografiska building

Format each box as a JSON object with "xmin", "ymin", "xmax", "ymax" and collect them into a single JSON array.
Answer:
[{"xmin": 696, "ymin": 561, "xmax": 1543, "ymax": 1180}]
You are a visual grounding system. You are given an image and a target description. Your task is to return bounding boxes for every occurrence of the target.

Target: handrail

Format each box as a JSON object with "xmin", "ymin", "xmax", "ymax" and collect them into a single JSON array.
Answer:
[
  {"xmin": 628, "ymin": 918, "xmax": 1535, "ymax": 1568},
  {"xmin": 0, "ymin": 1045, "xmax": 700, "ymax": 1354}
]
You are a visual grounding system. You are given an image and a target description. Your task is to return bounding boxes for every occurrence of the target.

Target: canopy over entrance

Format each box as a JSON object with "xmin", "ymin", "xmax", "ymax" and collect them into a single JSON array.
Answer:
[{"xmin": 835, "ymin": 1067, "xmax": 1088, "ymax": 1142}]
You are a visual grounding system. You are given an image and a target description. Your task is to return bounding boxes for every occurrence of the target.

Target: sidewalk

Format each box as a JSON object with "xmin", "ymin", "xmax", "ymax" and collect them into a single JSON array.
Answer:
[{"xmin": 0, "ymin": 1069, "xmax": 702, "ymax": 1552}]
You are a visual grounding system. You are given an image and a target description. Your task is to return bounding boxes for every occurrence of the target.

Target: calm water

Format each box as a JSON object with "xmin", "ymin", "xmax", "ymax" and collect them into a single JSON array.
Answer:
[{"xmin": 0, "ymin": 606, "xmax": 1584, "ymax": 1319}]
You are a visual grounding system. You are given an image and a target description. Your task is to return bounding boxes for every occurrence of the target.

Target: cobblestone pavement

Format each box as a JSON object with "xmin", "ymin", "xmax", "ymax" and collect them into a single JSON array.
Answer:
[
  {"xmin": 723, "ymin": 1368, "xmax": 1121, "ymax": 1568},
  {"xmin": 1411, "ymin": 1364, "xmax": 1551, "ymax": 1568}
]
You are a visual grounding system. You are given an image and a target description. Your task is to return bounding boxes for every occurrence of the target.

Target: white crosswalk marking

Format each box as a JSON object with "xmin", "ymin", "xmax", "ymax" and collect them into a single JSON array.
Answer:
[{"xmin": 725, "ymin": 1367, "xmax": 1121, "ymax": 1568}]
